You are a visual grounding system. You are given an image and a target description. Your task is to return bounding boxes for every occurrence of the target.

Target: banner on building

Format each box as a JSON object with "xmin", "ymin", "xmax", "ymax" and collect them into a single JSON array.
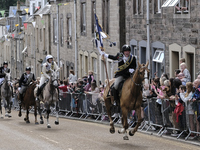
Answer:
[{"xmin": 12, "ymin": 9, "xmax": 17, "ymax": 15}]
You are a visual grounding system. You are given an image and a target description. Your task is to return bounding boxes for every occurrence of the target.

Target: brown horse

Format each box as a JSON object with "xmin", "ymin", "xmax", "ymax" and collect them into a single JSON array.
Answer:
[
  {"xmin": 18, "ymin": 82, "xmax": 39, "ymax": 124},
  {"xmin": 103, "ymin": 61, "xmax": 149, "ymax": 140}
]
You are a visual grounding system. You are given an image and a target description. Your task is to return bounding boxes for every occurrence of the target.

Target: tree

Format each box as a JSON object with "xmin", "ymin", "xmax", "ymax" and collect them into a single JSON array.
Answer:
[{"xmin": 0, "ymin": 0, "xmax": 26, "ymax": 17}]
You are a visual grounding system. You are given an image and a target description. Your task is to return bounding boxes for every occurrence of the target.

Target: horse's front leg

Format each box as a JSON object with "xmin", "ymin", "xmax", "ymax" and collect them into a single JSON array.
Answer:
[
  {"xmin": 24, "ymin": 107, "xmax": 30, "ymax": 123},
  {"xmin": 46, "ymin": 105, "xmax": 51, "ymax": 128},
  {"xmin": 4, "ymin": 99, "xmax": 11, "ymax": 117},
  {"xmin": 118, "ymin": 105, "xmax": 129, "ymax": 140},
  {"xmin": 55, "ymin": 101, "xmax": 59, "ymax": 125},
  {"xmin": 18, "ymin": 104, "xmax": 22, "ymax": 117},
  {"xmin": 0, "ymin": 100, "xmax": 3, "ymax": 118},
  {"xmin": 8, "ymin": 98, "xmax": 12, "ymax": 114},
  {"xmin": 38, "ymin": 102, "xmax": 44, "ymax": 124},
  {"xmin": 105, "ymin": 98, "xmax": 115, "ymax": 134},
  {"xmin": 129, "ymin": 106, "xmax": 142, "ymax": 136},
  {"xmin": 34, "ymin": 104, "xmax": 39, "ymax": 124}
]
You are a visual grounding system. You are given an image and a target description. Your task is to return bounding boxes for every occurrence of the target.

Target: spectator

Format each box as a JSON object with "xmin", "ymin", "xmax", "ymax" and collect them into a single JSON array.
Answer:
[
  {"xmin": 68, "ymin": 69, "xmax": 77, "ymax": 84},
  {"xmin": 190, "ymin": 79, "xmax": 200, "ymax": 136},
  {"xmin": 179, "ymin": 82, "xmax": 195, "ymax": 138},
  {"xmin": 174, "ymin": 69, "xmax": 181, "ymax": 79},
  {"xmin": 180, "ymin": 63, "xmax": 191, "ymax": 84},
  {"xmin": 84, "ymin": 70, "xmax": 94, "ymax": 91},
  {"xmin": 179, "ymin": 58, "xmax": 185, "ymax": 64}
]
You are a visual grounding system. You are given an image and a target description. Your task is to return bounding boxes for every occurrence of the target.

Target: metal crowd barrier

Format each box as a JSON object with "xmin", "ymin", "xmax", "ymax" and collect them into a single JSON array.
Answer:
[{"xmin": 10, "ymin": 92, "xmax": 200, "ymax": 142}]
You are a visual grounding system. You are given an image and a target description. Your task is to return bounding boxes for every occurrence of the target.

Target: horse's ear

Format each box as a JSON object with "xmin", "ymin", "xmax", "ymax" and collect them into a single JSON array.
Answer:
[
  {"xmin": 137, "ymin": 61, "xmax": 141, "ymax": 68},
  {"xmin": 145, "ymin": 60, "xmax": 149, "ymax": 68}
]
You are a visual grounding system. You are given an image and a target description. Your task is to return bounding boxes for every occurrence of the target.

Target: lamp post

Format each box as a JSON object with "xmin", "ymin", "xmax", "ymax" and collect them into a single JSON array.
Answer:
[{"xmin": 74, "ymin": 0, "xmax": 78, "ymax": 77}]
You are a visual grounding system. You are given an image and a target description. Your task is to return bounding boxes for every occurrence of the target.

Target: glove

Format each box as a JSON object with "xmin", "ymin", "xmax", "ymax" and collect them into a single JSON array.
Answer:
[
  {"xmin": 18, "ymin": 87, "xmax": 21, "ymax": 91},
  {"xmin": 129, "ymin": 68, "xmax": 135, "ymax": 73},
  {"xmin": 101, "ymin": 51, "xmax": 109, "ymax": 58}
]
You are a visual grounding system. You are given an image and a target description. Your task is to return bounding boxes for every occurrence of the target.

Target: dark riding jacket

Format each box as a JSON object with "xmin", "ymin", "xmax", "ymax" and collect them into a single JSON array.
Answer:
[
  {"xmin": 19, "ymin": 73, "xmax": 36, "ymax": 87},
  {"xmin": 0, "ymin": 67, "xmax": 10, "ymax": 78},
  {"xmin": 108, "ymin": 53, "xmax": 137, "ymax": 79}
]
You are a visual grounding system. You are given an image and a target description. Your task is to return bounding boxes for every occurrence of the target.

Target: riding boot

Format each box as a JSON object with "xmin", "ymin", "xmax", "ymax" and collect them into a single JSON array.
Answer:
[
  {"xmin": 36, "ymin": 87, "xmax": 41, "ymax": 101},
  {"xmin": 57, "ymin": 88, "xmax": 61, "ymax": 101},
  {"xmin": 112, "ymin": 88, "xmax": 119, "ymax": 105},
  {"xmin": 19, "ymin": 93, "xmax": 23, "ymax": 105}
]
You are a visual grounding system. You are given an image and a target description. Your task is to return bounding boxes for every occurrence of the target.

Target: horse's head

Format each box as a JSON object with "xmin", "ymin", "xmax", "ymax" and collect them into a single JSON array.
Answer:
[
  {"xmin": 136, "ymin": 61, "xmax": 150, "ymax": 81},
  {"xmin": 5, "ymin": 72, "xmax": 11, "ymax": 84},
  {"xmin": 50, "ymin": 69, "xmax": 59, "ymax": 88}
]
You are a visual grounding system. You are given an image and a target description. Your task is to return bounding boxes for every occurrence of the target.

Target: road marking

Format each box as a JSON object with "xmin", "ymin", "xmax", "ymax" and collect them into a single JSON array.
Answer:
[{"xmin": 40, "ymin": 135, "xmax": 59, "ymax": 144}]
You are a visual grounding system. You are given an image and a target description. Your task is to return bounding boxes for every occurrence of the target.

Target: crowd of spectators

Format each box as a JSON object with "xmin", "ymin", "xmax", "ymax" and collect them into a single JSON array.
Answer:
[{"xmin": 141, "ymin": 58, "xmax": 200, "ymax": 140}]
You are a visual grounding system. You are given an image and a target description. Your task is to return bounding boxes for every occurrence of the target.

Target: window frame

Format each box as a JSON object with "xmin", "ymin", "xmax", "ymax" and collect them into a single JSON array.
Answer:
[{"xmin": 153, "ymin": 50, "xmax": 164, "ymax": 63}]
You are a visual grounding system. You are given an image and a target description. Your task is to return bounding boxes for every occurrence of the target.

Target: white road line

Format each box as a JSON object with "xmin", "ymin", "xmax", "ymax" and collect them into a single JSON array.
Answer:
[{"xmin": 40, "ymin": 135, "xmax": 59, "ymax": 144}]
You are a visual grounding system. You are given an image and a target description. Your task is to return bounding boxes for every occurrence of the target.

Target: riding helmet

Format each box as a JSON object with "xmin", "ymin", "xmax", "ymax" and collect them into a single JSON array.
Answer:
[
  {"xmin": 26, "ymin": 66, "xmax": 31, "ymax": 71},
  {"xmin": 3, "ymin": 61, "xmax": 8, "ymax": 65},
  {"xmin": 122, "ymin": 44, "xmax": 131, "ymax": 53},
  {"xmin": 46, "ymin": 55, "xmax": 53, "ymax": 61}
]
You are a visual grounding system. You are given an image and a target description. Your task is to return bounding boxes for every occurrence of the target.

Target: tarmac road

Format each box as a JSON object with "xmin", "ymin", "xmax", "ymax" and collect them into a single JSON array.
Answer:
[{"xmin": 0, "ymin": 110, "xmax": 199, "ymax": 150}]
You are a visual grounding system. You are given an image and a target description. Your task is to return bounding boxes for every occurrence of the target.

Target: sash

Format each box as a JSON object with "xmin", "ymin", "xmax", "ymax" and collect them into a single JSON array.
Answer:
[{"xmin": 115, "ymin": 54, "xmax": 134, "ymax": 74}]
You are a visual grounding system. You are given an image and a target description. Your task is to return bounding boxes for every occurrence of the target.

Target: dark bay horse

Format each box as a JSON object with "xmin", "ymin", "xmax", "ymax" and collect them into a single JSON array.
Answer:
[
  {"xmin": 103, "ymin": 61, "xmax": 149, "ymax": 140},
  {"xmin": 18, "ymin": 82, "xmax": 39, "ymax": 124},
  {"xmin": 34, "ymin": 69, "xmax": 59, "ymax": 128},
  {"xmin": 0, "ymin": 72, "xmax": 12, "ymax": 118}
]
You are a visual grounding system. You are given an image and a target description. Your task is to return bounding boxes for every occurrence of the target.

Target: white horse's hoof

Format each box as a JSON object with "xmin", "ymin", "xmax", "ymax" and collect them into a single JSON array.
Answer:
[
  {"xmin": 118, "ymin": 128, "xmax": 125, "ymax": 134},
  {"xmin": 123, "ymin": 135, "xmax": 129, "ymax": 140},
  {"xmin": 47, "ymin": 124, "xmax": 51, "ymax": 128},
  {"xmin": 55, "ymin": 121, "xmax": 59, "ymax": 125}
]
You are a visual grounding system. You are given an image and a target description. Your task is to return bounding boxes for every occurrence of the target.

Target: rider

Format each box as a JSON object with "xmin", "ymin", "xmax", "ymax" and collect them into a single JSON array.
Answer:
[
  {"xmin": 0, "ymin": 61, "xmax": 10, "ymax": 85},
  {"xmin": 102, "ymin": 44, "xmax": 137, "ymax": 105},
  {"xmin": 18, "ymin": 67, "xmax": 36, "ymax": 104},
  {"xmin": 0, "ymin": 61, "xmax": 13, "ymax": 96},
  {"xmin": 36, "ymin": 54, "xmax": 60, "ymax": 101}
]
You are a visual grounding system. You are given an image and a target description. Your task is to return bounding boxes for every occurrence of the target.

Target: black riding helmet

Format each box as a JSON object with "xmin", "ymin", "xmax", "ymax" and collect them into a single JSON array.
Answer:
[
  {"xmin": 26, "ymin": 66, "xmax": 31, "ymax": 71},
  {"xmin": 3, "ymin": 61, "xmax": 8, "ymax": 65},
  {"xmin": 122, "ymin": 44, "xmax": 131, "ymax": 53}
]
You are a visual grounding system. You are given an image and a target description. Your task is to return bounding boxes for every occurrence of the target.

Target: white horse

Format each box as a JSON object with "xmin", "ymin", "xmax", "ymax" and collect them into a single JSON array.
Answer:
[
  {"xmin": 34, "ymin": 69, "xmax": 60, "ymax": 128},
  {"xmin": 0, "ymin": 72, "xmax": 12, "ymax": 118}
]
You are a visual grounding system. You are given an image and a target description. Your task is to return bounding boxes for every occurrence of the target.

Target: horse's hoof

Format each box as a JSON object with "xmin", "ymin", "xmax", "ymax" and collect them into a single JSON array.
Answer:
[
  {"xmin": 55, "ymin": 121, "xmax": 59, "ymax": 125},
  {"xmin": 7, "ymin": 111, "xmax": 11, "ymax": 113},
  {"xmin": 18, "ymin": 113, "xmax": 22, "ymax": 117},
  {"xmin": 40, "ymin": 120, "xmax": 44, "ymax": 124},
  {"xmin": 26, "ymin": 120, "xmax": 30, "ymax": 124},
  {"xmin": 129, "ymin": 131, "xmax": 134, "ymax": 136},
  {"xmin": 123, "ymin": 135, "xmax": 129, "ymax": 140},
  {"xmin": 35, "ymin": 122, "xmax": 39, "ymax": 125},
  {"xmin": 47, "ymin": 125, "xmax": 51, "ymax": 128},
  {"xmin": 1, "ymin": 116, "xmax": 4, "ymax": 119},
  {"xmin": 110, "ymin": 128, "xmax": 115, "ymax": 134},
  {"xmin": 8, "ymin": 115, "xmax": 12, "ymax": 118},
  {"xmin": 24, "ymin": 118, "xmax": 27, "ymax": 121}
]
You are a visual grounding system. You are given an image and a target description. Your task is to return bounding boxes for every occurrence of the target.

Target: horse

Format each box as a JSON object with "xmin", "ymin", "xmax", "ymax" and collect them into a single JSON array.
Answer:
[
  {"xmin": 34, "ymin": 69, "xmax": 60, "ymax": 128},
  {"xmin": 18, "ymin": 82, "xmax": 39, "ymax": 124},
  {"xmin": 103, "ymin": 61, "xmax": 149, "ymax": 140},
  {"xmin": 0, "ymin": 72, "xmax": 12, "ymax": 118}
]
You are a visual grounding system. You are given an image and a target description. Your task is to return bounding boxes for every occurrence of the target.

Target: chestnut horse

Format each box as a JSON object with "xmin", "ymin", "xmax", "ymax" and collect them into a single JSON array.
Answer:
[
  {"xmin": 103, "ymin": 61, "xmax": 149, "ymax": 140},
  {"xmin": 18, "ymin": 82, "xmax": 39, "ymax": 124}
]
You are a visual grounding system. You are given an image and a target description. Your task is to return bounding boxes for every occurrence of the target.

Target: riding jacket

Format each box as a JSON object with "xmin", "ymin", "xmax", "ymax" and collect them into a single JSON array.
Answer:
[
  {"xmin": 41, "ymin": 61, "xmax": 59, "ymax": 79},
  {"xmin": 19, "ymin": 73, "xmax": 36, "ymax": 87},
  {"xmin": 0, "ymin": 67, "xmax": 10, "ymax": 78},
  {"xmin": 108, "ymin": 53, "xmax": 137, "ymax": 79}
]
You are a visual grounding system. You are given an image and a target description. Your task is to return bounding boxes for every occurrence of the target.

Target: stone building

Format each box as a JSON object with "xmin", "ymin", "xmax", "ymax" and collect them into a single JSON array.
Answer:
[{"xmin": 126, "ymin": 0, "xmax": 199, "ymax": 80}]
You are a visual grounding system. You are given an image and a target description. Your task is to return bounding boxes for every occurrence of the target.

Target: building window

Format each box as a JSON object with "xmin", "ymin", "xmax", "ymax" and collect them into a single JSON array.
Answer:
[
  {"xmin": 91, "ymin": 0, "xmax": 96, "ymax": 35},
  {"xmin": 153, "ymin": 50, "xmax": 164, "ymax": 63},
  {"xmin": 154, "ymin": 0, "xmax": 161, "ymax": 14},
  {"xmin": 133, "ymin": 0, "xmax": 143, "ymax": 15},
  {"xmin": 32, "ymin": 3, "xmax": 35, "ymax": 13},
  {"xmin": 102, "ymin": 0, "xmax": 109, "ymax": 34},
  {"xmin": 40, "ymin": 28, "xmax": 42, "ymax": 42},
  {"xmin": 81, "ymin": 2, "xmax": 86, "ymax": 35},
  {"xmin": 84, "ymin": 55, "xmax": 88, "ymax": 76},
  {"xmin": 60, "ymin": 18, "xmax": 64, "ymax": 46},
  {"xmin": 53, "ymin": 18, "xmax": 57, "ymax": 44},
  {"xmin": 131, "ymin": 45, "xmax": 137, "ymax": 57},
  {"xmin": 43, "ymin": 28, "xmax": 45, "ymax": 51},
  {"xmin": 162, "ymin": 0, "xmax": 189, "ymax": 14},
  {"xmin": 66, "ymin": 15, "xmax": 72, "ymax": 47}
]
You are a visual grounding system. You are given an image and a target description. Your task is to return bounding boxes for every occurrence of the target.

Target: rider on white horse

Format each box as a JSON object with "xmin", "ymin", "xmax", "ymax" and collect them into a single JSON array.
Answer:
[
  {"xmin": 0, "ymin": 61, "xmax": 13, "ymax": 96},
  {"xmin": 36, "ymin": 54, "xmax": 60, "ymax": 101},
  {"xmin": 18, "ymin": 67, "xmax": 36, "ymax": 104}
]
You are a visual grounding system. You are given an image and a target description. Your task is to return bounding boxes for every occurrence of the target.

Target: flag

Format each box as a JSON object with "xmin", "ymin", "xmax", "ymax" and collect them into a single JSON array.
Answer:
[
  {"xmin": 12, "ymin": 34, "xmax": 15, "ymax": 39},
  {"xmin": 15, "ymin": 24, "xmax": 19, "ymax": 27},
  {"xmin": 94, "ymin": 13, "xmax": 107, "ymax": 54},
  {"xmin": 64, "ymin": 3, "xmax": 69, "ymax": 5},
  {"xmin": 0, "ymin": 10, "xmax": 5, "ymax": 17},
  {"xmin": 24, "ymin": 23, "xmax": 28, "ymax": 29},
  {"xmin": 36, "ymin": 6, "xmax": 40, "ymax": 10},
  {"xmin": 39, "ymin": 14, "xmax": 43, "ymax": 18},
  {"xmin": 6, "ymin": 25, "xmax": 10, "ymax": 31},
  {"xmin": 32, "ymin": 22, "xmax": 36, "ymax": 27},
  {"xmin": 12, "ymin": 9, "xmax": 17, "ymax": 15},
  {"xmin": 24, "ymin": 8, "xmax": 29, "ymax": 14}
]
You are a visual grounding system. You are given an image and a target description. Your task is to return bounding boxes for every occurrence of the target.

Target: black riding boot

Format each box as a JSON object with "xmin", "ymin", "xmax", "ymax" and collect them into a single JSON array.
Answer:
[
  {"xmin": 19, "ymin": 93, "xmax": 23, "ymax": 105},
  {"xmin": 57, "ymin": 88, "xmax": 61, "ymax": 101},
  {"xmin": 112, "ymin": 88, "xmax": 119, "ymax": 105},
  {"xmin": 36, "ymin": 88, "xmax": 41, "ymax": 101}
]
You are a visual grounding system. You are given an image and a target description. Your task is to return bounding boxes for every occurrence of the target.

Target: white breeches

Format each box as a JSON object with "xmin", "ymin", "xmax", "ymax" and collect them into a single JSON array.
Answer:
[
  {"xmin": 0, "ymin": 78, "xmax": 4, "ymax": 84},
  {"xmin": 39, "ymin": 76, "xmax": 47, "ymax": 87}
]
